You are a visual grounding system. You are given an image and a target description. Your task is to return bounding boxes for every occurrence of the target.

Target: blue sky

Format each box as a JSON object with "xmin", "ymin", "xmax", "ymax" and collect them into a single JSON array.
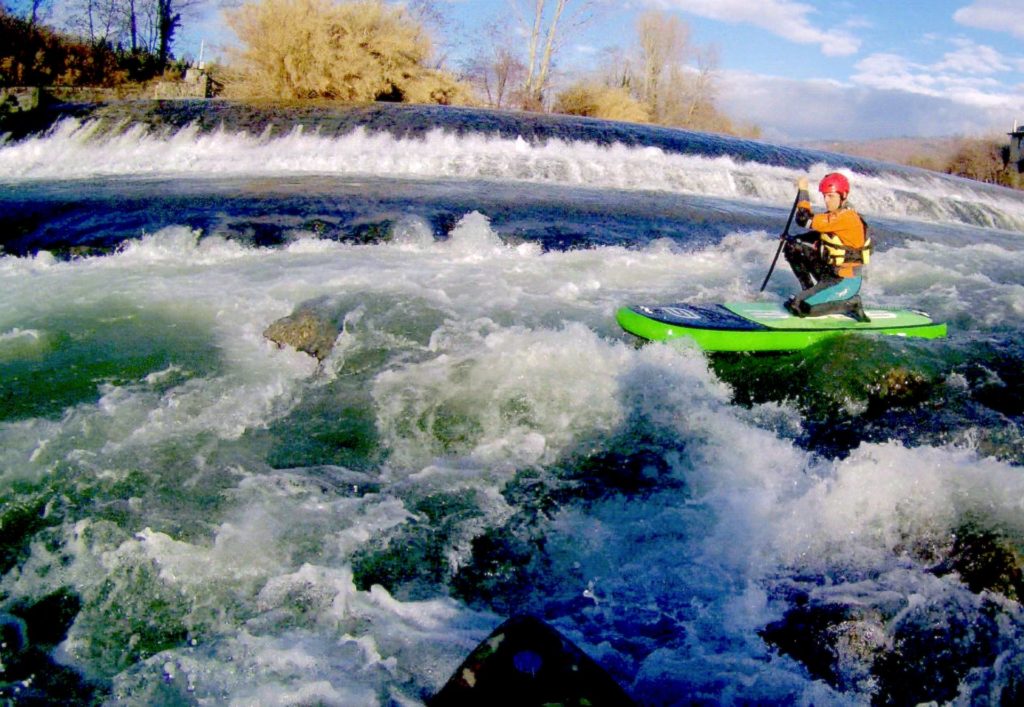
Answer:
[{"xmin": 179, "ymin": 0, "xmax": 1024, "ymax": 142}]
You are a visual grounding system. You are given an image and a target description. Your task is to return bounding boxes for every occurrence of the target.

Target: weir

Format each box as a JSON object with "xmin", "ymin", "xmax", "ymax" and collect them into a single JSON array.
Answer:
[{"xmin": 3, "ymin": 103, "xmax": 1024, "ymax": 237}]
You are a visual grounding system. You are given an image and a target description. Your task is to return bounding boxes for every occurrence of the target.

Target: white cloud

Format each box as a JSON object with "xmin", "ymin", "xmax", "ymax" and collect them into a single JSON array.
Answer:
[
  {"xmin": 651, "ymin": 0, "xmax": 861, "ymax": 56},
  {"xmin": 935, "ymin": 38, "xmax": 1010, "ymax": 74},
  {"xmin": 851, "ymin": 39, "xmax": 1023, "ymax": 111},
  {"xmin": 953, "ymin": 0, "xmax": 1024, "ymax": 40},
  {"xmin": 717, "ymin": 69, "xmax": 1023, "ymax": 141}
]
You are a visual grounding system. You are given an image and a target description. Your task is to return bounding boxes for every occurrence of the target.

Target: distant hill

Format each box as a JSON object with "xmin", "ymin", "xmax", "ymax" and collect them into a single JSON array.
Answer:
[
  {"xmin": 802, "ymin": 133, "xmax": 1022, "ymax": 191},
  {"xmin": 799, "ymin": 136, "xmax": 972, "ymax": 170}
]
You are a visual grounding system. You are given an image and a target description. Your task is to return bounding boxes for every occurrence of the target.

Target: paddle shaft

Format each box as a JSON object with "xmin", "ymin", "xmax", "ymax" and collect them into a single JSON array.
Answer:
[{"xmin": 759, "ymin": 190, "xmax": 802, "ymax": 292}]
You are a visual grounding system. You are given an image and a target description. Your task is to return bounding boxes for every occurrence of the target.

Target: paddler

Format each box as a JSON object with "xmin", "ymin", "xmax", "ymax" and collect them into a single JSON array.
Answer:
[{"xmin": 783, "ymin": 172, "xmax": 872, "ymax": 321}]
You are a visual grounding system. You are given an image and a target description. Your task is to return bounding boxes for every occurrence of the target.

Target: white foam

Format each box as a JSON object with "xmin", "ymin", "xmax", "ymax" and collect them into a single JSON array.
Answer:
[
  {"xmin": 4, "ymin": 119, "xmax": 1024, "ymax": 232},
  {"xmin": 768, "ymin": 442, "xmax": 1024, "ymax": 571},
  {"xmin": 0, "ymin": 327, "xmax": 41, "ymax": 342}
]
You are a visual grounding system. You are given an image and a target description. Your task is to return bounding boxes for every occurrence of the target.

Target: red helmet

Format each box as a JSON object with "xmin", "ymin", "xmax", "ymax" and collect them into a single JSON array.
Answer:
[{"xmin": 819, "ymin": 172, "xmax": 850, "ymax": 198}]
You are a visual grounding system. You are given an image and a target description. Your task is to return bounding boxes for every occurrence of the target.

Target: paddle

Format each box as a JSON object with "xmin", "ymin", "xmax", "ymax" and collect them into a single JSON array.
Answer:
[{"xmin": 759, "ymin": 190, "xmax": 802, "ymax": 292}]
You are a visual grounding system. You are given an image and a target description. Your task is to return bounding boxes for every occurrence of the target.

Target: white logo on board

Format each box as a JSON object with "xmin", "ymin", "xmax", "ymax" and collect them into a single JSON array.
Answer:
[
  {"xmin": 659, "ymin": 306, "xmax": 702, "ymax": 321},
  {"xmin": 757, "ymin": 308, "xmax": 896, "ymax": 321}
]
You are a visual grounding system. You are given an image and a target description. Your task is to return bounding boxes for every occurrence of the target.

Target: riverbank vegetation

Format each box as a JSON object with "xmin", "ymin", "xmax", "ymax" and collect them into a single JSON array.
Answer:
[
  {"xmin": 1, "ymin": 0, "xmax": 751, "ymax": 137},
  {"xmin": 807, "ymin": 135, "xmax": 1023, "ymax": 190},
  {"xmin": 0, "ymin": 5, "xmax": 168, "ymax": 87},
  {"xmin": 222, "ymin": 0, "xmax": 470, "ymax": 104}
]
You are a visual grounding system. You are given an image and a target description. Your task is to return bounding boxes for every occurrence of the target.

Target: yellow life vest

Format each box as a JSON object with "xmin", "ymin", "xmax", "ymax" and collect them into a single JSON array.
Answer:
[{"xmin": 820, "ymin": 215, "xmax": 871, "ymax": 269}]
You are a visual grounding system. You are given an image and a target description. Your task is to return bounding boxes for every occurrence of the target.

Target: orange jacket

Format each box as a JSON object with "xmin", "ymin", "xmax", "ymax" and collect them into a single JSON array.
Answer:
[{"xmin": 797, "ymin": 197, "xmax": 867, "ymax": 278}]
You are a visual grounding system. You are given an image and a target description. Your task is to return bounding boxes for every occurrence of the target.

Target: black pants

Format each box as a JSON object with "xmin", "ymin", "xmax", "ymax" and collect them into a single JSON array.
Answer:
[
  {"xmin": 782, "ymin": 232, "xmax": 829, "ymax": 290},
  {"xmin": 782, "ymin": 235, "xmax": 867, "ymax": 320}
]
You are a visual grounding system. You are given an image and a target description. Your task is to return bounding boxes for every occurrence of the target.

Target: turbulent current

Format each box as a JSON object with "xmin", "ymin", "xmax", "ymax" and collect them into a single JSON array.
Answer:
[{"xmin": 2, "ymin": 102, "xmax": 1024, "ymax": 705}]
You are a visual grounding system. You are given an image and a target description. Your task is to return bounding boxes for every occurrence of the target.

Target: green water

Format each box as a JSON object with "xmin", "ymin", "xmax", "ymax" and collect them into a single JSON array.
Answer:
[{"xmin": 1, "ymin": 301, "xmax": 222, "ymax": 422}]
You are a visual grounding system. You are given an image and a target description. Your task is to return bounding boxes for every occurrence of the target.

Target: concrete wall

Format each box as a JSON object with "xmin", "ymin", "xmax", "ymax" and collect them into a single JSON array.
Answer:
[
  {"xmin": 153, "ymin": 69, "xmax": 212, "ymax": 99},
  {"xmin": 1010, "ymin": 130, "xmax": 1023, "ymax": 172},
  {"xmin": 1, "ymin": 87, "xmax": 41, "ymax": 114}
]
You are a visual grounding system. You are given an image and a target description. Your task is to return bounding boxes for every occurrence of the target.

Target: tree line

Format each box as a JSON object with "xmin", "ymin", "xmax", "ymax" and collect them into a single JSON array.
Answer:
[
  {"xmin": 0, "ymin": 0, "xmax": 199, "ymax": 86},
  {"xmin": 6, "ymin": 0, "xmax": 197, "ymax": 64},
  {"xmin": 823, "ymin": 136, "xmax": 1024, "ymax": 191},
  {"xmin": 1, "ymin": 0, "xmax": 756, "ymax": 138},
  {"xmin": 221, "ymin": 0, "xmax": 757, "ymax": 136},
  {"xmin": 3, "ymin": 0, "xmax": 1020, "ymax": 181},
  {"xmin": 931, "ymin": 139, "xmax": 1022, "ymax": 190}
]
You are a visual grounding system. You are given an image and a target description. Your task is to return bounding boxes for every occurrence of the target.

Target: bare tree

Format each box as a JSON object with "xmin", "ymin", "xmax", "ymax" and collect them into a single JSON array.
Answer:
[
  {"xmin": 483, "ymin": 45, "xmax": 525, "ymax": 108},
  {"xmin": 682, "ymin": 44, "xmax": 719, "ymax": 126},
  {"xmin": 514, "ymin": 0, "xmax": 600, "ymax": 110},
  {"xmin": 627, "ymin": 9, "xmax": 727, "ymax": 131},
  {"xmin": 62, "ymin": 0, "xmax": 121, "ymax": 44},
  {"xmin": 635, "ymin": 10, "xmax": 687, "ymax": 121},
  {"xmin": 6, "ymin": 0, "xmax": 54, "ymax": 27},
  {"xmin": 404, "ymin": 0, "xmax": 451, "ymax": 68},
  {"xmin": 57, "ymin": 0, "xmax": 206, "ymax": 61},
  {"xmin": 947, "ymin": 138, "xmax": 1016, "ymax": 186},
  {"xmin": 462, "ymin": 18, "xmax": 526, "ymax": 108}
]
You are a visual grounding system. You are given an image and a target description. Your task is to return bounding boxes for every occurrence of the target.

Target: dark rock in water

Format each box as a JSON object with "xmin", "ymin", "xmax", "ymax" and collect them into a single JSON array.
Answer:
[
  {"xmin": 430, "ymin": 615, "xmax": 634, "ymax": 706},
  {"xmin": 1, "ymin": 589, "xmax": 98, "ymax": 703},
  {"xmin": 765, "ymin": 522, "xmax": 1024, "ymax": 702},
  {"xmin": 867, "ymin": 366, "xmax": 931, "ymax": 406},
  {"xmin": 937, "ymin": 524, "xmax": 1024, "ymax": 602},
  {"xmin": 0, "ymin": 613, "xmax": 28, "ymax": 654},
  {"xmin": 872, "ymin": 593, "xmax": 1000, "ymax": 705},
  {"xmin": 263, "ymin": 298, "xmax": 343, "ymax": 361},
  {"xmin": 11, "ymin": 587, "xmax": 82, "ymax": 647},
  {"xmin": 763, "ymin": 581, "xmax": 1012, "ymax": 704},
  {"xmin": 761, "ymin": 599, "xmax": 892, "ymax": 694}
]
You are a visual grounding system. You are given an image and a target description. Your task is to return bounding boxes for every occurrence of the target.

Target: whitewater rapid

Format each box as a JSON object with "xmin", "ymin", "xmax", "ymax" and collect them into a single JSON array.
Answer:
[{"xmin": 2, "ymin": 105, "xmax": 1024, "ymax": 705}]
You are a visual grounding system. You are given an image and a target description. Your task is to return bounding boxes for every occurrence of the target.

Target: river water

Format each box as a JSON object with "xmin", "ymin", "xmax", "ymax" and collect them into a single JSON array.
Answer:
[{"xmin": 2, "ymin": 102, "xmax": 1024, "ymax": 705}]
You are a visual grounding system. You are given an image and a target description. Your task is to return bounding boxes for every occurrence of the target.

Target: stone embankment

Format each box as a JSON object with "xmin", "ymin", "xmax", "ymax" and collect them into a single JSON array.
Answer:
[
  {"xmin": 1, "ymin": 69, "xmax": 216, "ymax": 137},
  {"xmin": 152, "ymin": 68, "xmax": 214, "ymax": 100},
  {"xmin": 1, "ymin": 86, "xmax": 41, "ymax": 113}
]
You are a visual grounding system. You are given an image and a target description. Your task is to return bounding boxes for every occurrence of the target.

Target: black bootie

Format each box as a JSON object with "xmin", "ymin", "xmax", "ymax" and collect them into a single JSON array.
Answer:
[{"xmin": 847, "ymin": 296, "xmax": 870, "ymax": 322}]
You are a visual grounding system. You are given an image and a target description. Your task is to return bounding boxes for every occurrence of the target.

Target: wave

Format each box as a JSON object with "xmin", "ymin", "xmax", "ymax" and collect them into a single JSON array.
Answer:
[
  {"xmin": 2, "ymin": 206, "xmax": 1024, "ymax": 702},
  {"xmin": 3, "ymin": 103, "xmax": 1024, "ymax": 234}
]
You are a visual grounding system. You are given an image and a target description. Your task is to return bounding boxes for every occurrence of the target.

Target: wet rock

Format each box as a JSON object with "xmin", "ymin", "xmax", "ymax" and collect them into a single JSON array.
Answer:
[
  {"xmin": 263, "ymin": 299, "xmax": 343, "ymax": 361},
  {"xmin": 935, "ymin": 524, "xmax": 1024, "ymax": 602},
  {"xmin": 12, "ymin": 587, "xmax": 82, "ymax": 646},
  {"xmin": 872, "ymin": 594, "xmax": 1000, "ymax": 705},
  {"xmin": 152, "ymin": 68, "xmax": 214, "ymax": 99},
  {"xmin": 1, "ymin": 87, "xmax": 41, "ymax": 114},
  {"xmin": 1, "ymin": 589, "xmax": 97, "ymax": 703},
  {"xmin": 0, "ymin": 613, "xmax": 28, "ymax": 655},
  {"xmin": 868, "ymin": 366, "xmax": 930, "ymax": 405},
  {"xmin": 761, "ymin": 600, "xmax": 891, "ymax": 694},
  {"xmin": 763, "ymin": 582, "xmax": 1010, "ymax": 704}
]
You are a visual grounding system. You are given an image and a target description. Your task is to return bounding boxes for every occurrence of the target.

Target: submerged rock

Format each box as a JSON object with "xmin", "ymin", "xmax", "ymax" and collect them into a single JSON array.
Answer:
[
  {"xmin": 762, "ymin": 578, "xmax": 1016, "ymax": 704},
  {"xmin": 868, "ymin": 366, "xmax": 931, "ymax": 405},
  {"xmin": 937, "ymin": 524, "xmax": 1024, "ymax": 602},
  {"xmin": 872, "ymin": 591, "xmax": 1001, "ymax": 705},
  {"xmin": 263, "ymin": 299, "xmax": 343, "ymax": 361},
  {"xmin": 761, "ymin": 598, "xmax": 892, "ymax": 695},
  {"xmin": 1, "ymin": 589, "xmax": 97, "ymax": 703}
]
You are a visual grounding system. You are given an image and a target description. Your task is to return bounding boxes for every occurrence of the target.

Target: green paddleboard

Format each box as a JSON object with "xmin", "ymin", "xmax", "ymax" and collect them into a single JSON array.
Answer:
[{"xmin": 616, "ymin": 301, "xmax": 947, "ymax": 352}]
